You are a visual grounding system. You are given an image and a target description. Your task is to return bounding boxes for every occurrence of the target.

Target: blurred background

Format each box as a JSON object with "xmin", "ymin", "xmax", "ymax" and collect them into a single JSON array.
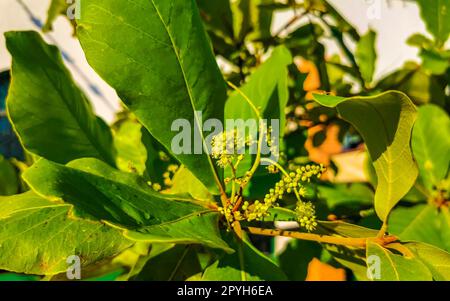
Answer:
[{"xmin": 0, "ymin": 0, "xmax": 428, "ymax": 123}]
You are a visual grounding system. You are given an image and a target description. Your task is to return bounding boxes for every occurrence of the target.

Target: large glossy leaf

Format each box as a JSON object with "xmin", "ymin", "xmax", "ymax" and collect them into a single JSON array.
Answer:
[
  {"xmin": 5, "ymin": 31, "xmax": 115, "ymax": 166},
  {"xmin": 412, "ymin": 105, "xmax": 450, "ymax": 191},
  {"xmin": 366, "ymin": 241, "xmax": 432, "ymax": 281},
  {"xmin": 355, "ymin": 29, "xmax": 377, "ymax": 84},
  {"xmin": 202, "ymin": 233, "xmax": 287, "ymax": 281},
  {"xmin": 23, "ymin": 158, "xmax": 231, "ymax": 252},
  {"xmin": 416, "ymin": 0, "xmax": 450, "ymax": 47},
  {"xmin": 313, "ymin": 92, "xmax": 418, "ymax": 221},
  {"xmin": 0, "ymin": 192, "xmax": 131, "ymax": 275},
  {"xmin": 76, "ymin": 0, "xmax": 227, "ymax": 194}
]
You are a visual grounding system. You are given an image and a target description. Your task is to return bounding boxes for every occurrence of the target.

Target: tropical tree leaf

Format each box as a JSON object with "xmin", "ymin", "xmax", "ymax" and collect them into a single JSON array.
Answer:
[
  {"xmin": 412, "ymin": 104, "xmax": 450, "ymax": 192},
  {"xmin": 76, "ymin": 0, "xmax": 227, "ymax": 194},
  {"xmin": 404, "ymin": 241, "xmax": 450, "ymax": 281},
  {"xmin": 0, "ymin": 192, "xmax": 131, "ymax": 276},
  {"xmin": 5, "ymin": 31, "xmax": 115, "ymax": 166},
  {"xmin": 366, "ymin": 241, "xmax": 432, "ymax": 281},
  {"xmin": 22, "ymin": 158, "xmax": 231, "ymax": 252},
  {"xmin": 389, "ymin": 204, "xmax": 449, "ymax": 251},
  {"xmin": 313, "ymin": 91, "xmax": 418, "ymax": 221}
]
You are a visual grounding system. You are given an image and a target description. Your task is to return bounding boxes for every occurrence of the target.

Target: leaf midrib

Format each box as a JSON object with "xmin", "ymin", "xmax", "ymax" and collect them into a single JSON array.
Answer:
[{"xmin": 150, "ymin": 0, "xmax": 222, "ymax": 193}]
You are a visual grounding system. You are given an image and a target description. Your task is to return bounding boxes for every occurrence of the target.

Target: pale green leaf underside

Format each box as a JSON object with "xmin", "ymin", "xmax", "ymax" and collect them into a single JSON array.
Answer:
[
  {"xmin": 313, "ymin": 91, "xmax": 418, "ymax": 221},
  {"xmin": 0, "ymin": 192, "xmax": 131, "ymax": 275},
  {"xmin": 5, "ymin": 31, "xmax": 115, "ymax": 166},
  {"xmin": 76, "ymin": 0, "xmax": 227, "ymax": 194}
]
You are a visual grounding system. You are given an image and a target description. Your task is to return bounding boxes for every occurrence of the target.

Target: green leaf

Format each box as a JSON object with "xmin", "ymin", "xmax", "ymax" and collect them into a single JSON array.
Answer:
[
  {"xmin": 113, "ymin": 119, "xmax": 147, "ymax": 176},
  {"xmin": 404, "ymin": 241, "xmax": 450, "ymax": 280},
  {"xmin": 278, "ymin": 240, "xmax": 322, "ymax": 281},
  {"xmin": 202, "ymin": 233, "xmax": 287, "ymax": 281},
  {"xmin": 412, "ymin": 105, "xmax": 450, "ymax": 191},
  {"xmin": 76, "ymin": 0, "xmax": 227, "ymax": 194},
  {"xmin": 389, "ymin": 204, "xmax": 449, "ymax": 251},
  {"xmin": 366, "ymin": 241, "xmax": 432, "ymax": 281},
  {"xmin": 313, "ymin": 91, "xmax": 418, "ymax": 221},
  {"xmin": 5, "ymin": 31, "xmax": 115, "ymax": 166},
  {"xmin": 0, "ymin": 155, "xmax": 19, "ymax": 196},
  {"xmin": 416, "ymin": 0, "xmax": 450, "ymax": 47},
  {"xmin": 23, "ymin": 158, "xmax": 231, "ymax": 252},
  {"xmin": 0, "ymin": 192, "xmax": 131, "ymax": 275},
  {"xmin": 355, "ymin": 29, "xmax": 377, "ymax": 84},
  {"xmin": 167, "ymin": 165, "xmax": 214, "ymax": 202}
]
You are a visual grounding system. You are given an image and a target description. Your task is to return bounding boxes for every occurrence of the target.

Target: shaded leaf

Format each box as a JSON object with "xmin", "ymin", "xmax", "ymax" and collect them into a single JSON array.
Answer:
[
  {"xmin": 202, "ymin": 233, "xmax": 287, "ymax": 281},
  {"xmin": 0, "ymin": 155, "xmax": 18, "ymax": 196},
  {"xmin": 131, "ymin": 245, "xmax": 202, "ymax": 281},
  {"xmin": 279, "ymin": 240, "xmax": 322, "ymax": 281}
]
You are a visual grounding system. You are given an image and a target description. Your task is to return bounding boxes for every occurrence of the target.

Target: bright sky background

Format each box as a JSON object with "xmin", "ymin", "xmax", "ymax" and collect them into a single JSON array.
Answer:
[{"xmin": 0, "ymin": 0, "xmax": 427, "ymax": 123}]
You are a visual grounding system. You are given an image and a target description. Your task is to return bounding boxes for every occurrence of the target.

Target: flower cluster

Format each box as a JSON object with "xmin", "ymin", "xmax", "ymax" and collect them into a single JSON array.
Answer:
[
  {"xmin": 211, "ymin": 129, "xmax": 256, "ymax": 168},
  {"xmin": 218, "ymin": 163, "xmax": 325, "ymax": 231},
  {"xmin": 162, "ymin": 164, "xmax": 179, "ymax": 187},
  {"xmin": 295, "ymin": 201, "xmax": 318, "ymax": 232}
]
